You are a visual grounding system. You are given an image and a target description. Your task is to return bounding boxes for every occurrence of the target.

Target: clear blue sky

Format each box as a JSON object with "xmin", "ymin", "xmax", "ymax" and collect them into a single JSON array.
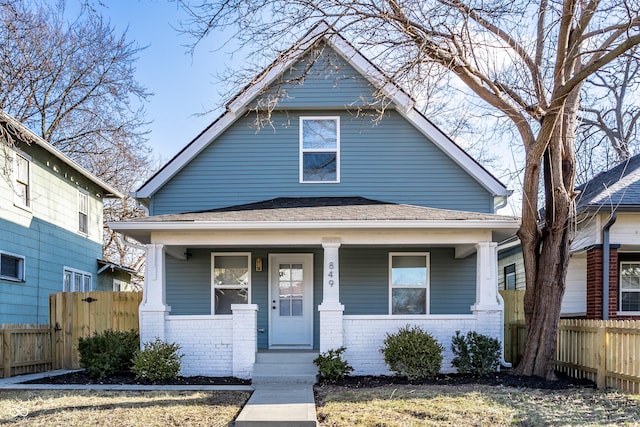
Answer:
[{"xmin": 95, "ymin": 0, "xmax": 239, "ymax": 162}]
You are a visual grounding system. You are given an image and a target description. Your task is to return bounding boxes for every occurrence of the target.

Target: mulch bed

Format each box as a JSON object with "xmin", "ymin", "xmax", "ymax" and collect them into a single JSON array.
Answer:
[
  {"xmin": 22, "ymin": 369, "xmax": 593, "ymax": 390},
  {"xmin": 21, "ymin": 370, "xmax": 251, "ymax": 386}
]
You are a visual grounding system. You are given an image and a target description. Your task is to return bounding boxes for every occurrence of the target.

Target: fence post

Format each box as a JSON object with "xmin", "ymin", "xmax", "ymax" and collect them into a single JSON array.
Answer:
[
  {"xmin": 2, "ymin": 329, "xmax": 10, "ymax": 378},
  {"xmin": 597, "ymin": 325, "xmax": 606, "ymax": 389}
]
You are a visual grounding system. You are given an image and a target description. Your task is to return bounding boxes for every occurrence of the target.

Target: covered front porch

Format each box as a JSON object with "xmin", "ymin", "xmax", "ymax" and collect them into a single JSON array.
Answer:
[{"xmin": 111, "ymin": 198, "xmax": 519, "ymax": 378}]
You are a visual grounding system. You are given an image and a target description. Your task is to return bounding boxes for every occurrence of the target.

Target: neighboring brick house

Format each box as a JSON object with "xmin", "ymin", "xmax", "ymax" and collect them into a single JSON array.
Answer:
[
  {"xmin": 111, "ymin": 23, "xmax": 519, "ymax": 379},
  {"xmin": 499, "ymin": 154, "xmax": 640, "ymax": 320},
  {"xmin": 0, "ymin": 111, "xmax": 123, "ymax": 324}
]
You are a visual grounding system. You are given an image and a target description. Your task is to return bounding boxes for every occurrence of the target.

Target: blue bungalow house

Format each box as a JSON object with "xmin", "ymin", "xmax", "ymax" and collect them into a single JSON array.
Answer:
[
  {"xmin": 0, "ymin": 111, "xmax": 123, "ymax": 324},
  {"xmin": 111, "ymin": 23, "xmax": 519, "ymax": 379}
]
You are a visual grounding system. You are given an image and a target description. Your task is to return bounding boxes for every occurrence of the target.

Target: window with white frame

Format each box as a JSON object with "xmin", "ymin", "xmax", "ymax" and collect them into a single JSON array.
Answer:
[
  {"xmin": 78, "ymin": 190, "xmax": 89, "ymax": 234},
  {"xmin": 504, "ymin": 263, "xmax": 516, "ymax": 290},
  {"xmin": 620, "ymin": 260, "xmax": 640, "ymax": 312},
  {"xmin": 113, "ymin": 278, "xmax": 127, "ymax": 292},
  {"xmin": 14, "ymin": 152, "xmax": 30, "ymax": 208},
  {"xmin": 63, "ymin": 267, "xmax": 92, "ymax": 292},
  {"xmin": 211, "ymin": 253, "xmax": 250, "ymax": 314},
  {"xmin": 389, "ymin": 253, "xmax": 429, "ymax": 315},
  {"xmin": 0, "ymin": 251, "xmax": 25, "ymax": 282},
  {"xmin": 300, "ymin": 117, "xmax": 339, "ymax": 182}
]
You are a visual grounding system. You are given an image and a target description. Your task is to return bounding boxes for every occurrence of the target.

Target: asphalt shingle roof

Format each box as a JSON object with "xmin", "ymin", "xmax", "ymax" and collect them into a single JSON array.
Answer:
[
  {"xmin": 576, "ymin": 154, "xmax": 640, "ymax": 212},
  {"xmin": 132, "ymin": 197, "xmax": 518, "ymax": 223}
]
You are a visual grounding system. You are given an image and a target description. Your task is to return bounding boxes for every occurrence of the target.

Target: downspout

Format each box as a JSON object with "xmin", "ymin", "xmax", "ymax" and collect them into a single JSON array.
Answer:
[
  {"xmin": 602, "ymin": 213, "xmax": 617, "ymax": 320},
  {"xmin": 497, "ymin": 291, "xmax": 512, "ymax": 368}
]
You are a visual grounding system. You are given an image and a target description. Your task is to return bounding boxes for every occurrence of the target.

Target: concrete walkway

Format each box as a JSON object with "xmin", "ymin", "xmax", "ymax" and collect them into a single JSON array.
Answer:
[{"xmin": 235, "ymin": 383, "xmax": 318, "ymax": 427}]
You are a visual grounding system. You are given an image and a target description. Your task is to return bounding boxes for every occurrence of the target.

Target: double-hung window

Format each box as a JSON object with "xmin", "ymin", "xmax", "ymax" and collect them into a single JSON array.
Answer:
[
  {"xmin": 63, "ymin": 267, "xmax": 92, "ymax": 292},
  {"xmin": 389, "ymin": 253, "xmax": 429, "ymax": 315},
  {"xmin": 620, "ymin": 258, "xmax": 640, "ymax": 312},
  {"xmin": 0, "ymin": 251, "xmax": 25, "ymax": 282},
  {"xmin": 504, "ymin": 263, "xmax": 516, "ymax": 290},
  {"xmin": 78, "ymin": 190, "xmax": 89, "ymax": 234},
  {"xmin": 14, "ymin": 152, "xmax": 30, "ymax": 208},
  {"xmin": 212, "ymin": 253, "xmax": 250, "ymax": 314},
  {"xmin": 300, "ymin": 117, "xmax": 339, "ymax": 183}
]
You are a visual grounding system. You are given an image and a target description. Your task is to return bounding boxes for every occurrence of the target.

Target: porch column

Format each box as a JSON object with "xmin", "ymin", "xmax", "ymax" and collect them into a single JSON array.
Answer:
[
  {"xmin": 471, "ymin": 241, "xmax": 502, "ymax": 312},
  {"xmin": 318, "ymin": 238, "xmax": 345, "ymax": 352},
  {"xmin": 232, "ymin": 304, "xmax": 258, "ymax": 379},
  {"xmin": 139, "ymin": 243, "xmax": 170, "ymax": 343}
]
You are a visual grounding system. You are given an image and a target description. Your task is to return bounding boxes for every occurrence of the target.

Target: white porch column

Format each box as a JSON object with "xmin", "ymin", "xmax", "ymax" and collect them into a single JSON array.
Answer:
[
  {"xmin": 471, "ymin": 241, "xmax": 502, "ymax": 312},
  {"xmin": 139, "ymin": 243, "xmax": 170, "ymax": 343},
  {"xmin": 232, "ymin": 304, "xmax": 258, "ymax": 379},
  {"xmin": 318, "ymin": 238, "xmax": 345, "ymax": 352}
]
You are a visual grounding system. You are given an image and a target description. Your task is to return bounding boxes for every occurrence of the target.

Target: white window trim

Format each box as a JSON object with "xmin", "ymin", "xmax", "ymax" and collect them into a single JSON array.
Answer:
[
  {"xmin": 388, "ymin": 252, "xmax": 430, "ymax": 315},
  {"xmin": 299, "ymin": 116, "xmax": 340, "ymax": 183},
  {"xmin": 0, "ymin": 250, "xmax": 26, "ymax": 282},
  {"xmin": 63, "ymin": 266, "xmax": 92, "ymax": 292},
  {"xmin": 619, "ymin": 260, "xmax": 640, "ymax": 312},
  {"xmin": 13, "ymin": 150, "xmax": 32, "ymax": 211},
  {"xmin": 211, "ymin": 252, "xmax": 251, "ymax": 315},
  {"xmin": 78, "ymin": 189, "xmax": 89, "ymax": 235},
  {"xmin": 504, "ymin": 263, "xmax": 516, "ymax": 290}
]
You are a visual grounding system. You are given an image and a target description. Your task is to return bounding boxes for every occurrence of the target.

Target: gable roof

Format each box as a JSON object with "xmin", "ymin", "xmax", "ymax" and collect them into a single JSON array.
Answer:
[
  {"xmin": 0, "ymin": 110, "xmax": 123, "ymax": 198},
  {"xmin": 576, "ymin": 154, "xmax": 640, "ymax": 213},
  {"xmin": 133, "ymin": 22, "xmax": 509, "ymax": 203}
]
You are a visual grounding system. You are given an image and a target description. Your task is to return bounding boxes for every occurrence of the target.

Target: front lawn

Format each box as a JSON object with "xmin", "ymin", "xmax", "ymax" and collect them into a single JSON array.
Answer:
[
  {"xmin": 315, "ymin": 383, "xmax": 640, "ymax": 426},
  {"xmin": 0, "ymin": 390, "xmax": 250, "ymax": 427}
]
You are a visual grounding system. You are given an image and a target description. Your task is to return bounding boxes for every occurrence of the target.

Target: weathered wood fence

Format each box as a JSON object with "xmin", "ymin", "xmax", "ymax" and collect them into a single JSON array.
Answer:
[
  {"xmin": 50, "ymin": 291, "xmax": 143, "ymax": 370},
  {"xmin": 556, "ymin": 319, "xmax": 640, "ymax": 393},
  {"xmin": 0, "ymin": 324, "xmax": 52, "ymax": 378}
]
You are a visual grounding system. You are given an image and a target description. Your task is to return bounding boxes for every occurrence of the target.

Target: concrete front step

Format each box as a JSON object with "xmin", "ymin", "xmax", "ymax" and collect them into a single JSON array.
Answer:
[
  {"xmin": 252, "ymin": 351, "xmax": 319, "ymax": 386},
  {"xmin": 256, "ymin": 351, "xmax": 319, "ymax": 364}
]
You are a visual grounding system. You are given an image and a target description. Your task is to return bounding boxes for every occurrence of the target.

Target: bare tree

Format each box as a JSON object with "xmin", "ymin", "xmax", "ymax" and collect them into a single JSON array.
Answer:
[
  {"xmin": 0, "ymin": 0, "xmax": 152, "ymax": 279},
  {"xmin": 576, "ymin": 49, "xmax": 640, "ymax": 184},
  {"xmin": 177, "ymin": 0, "xmax": 640, "ymax": 378}
]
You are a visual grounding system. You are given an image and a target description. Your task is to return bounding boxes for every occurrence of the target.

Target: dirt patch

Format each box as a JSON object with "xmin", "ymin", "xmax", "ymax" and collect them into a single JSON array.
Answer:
[{"xmin": 21, "ymin": 370, "xmax": 251, "ymax": 386}]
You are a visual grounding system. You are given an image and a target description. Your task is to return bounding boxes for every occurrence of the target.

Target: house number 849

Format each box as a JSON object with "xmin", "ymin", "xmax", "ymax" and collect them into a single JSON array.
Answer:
[{"xmin": 328, "ymin": 262, "xmax": 335, "ymax": 286}]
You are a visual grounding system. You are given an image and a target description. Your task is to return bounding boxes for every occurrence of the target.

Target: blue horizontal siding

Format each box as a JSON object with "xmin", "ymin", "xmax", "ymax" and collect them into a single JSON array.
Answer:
[
  {"xmin": 152, "ymin": 109, "xmax": 491, "ymax": 214},
  {"xmin": 0, "ymin": 217, "xmax": 103, "ymax": 324}
]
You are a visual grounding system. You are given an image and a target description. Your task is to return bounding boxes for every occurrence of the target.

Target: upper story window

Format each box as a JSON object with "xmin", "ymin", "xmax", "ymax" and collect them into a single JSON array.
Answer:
[
  {"xmin": 78, "ymin": 190, "xmax": 89, "ymax": 234},
  {"xmin": 211, "ymin": 253, "xmax": 251, "ymax": 315},
  {"xmin": 14, "ymin": 152, "xmax": 30, "ymax": 208},
  {"xmin": 63, "ymin": 267, "xmax": 92, "ymax": 292},
  {"xmin": 504, "ymin": 263, "xmax": 516, "ymax": 290},
  {"xmin": 620, "ymin": 259, "xmax": 640, "ymax": 312},
  {"xmin": 0, "ymin": 251, "xmax": 25, "ymax": 282},
  {"xmin": 300, "ymin": 117, "xmax": 340, "ymax": 183},
  {"xmin": 389, "ymin": 253, "xmax": 429, "ymax": 315}
]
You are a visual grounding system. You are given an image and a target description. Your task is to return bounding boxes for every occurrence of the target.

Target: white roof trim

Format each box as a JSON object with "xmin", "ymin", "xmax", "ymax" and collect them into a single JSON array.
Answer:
[
  {"xmin": 134, "ymin": 22, "xmax": 508, "ymax": 199},
  {"xmin": 1, "ymin": 110, "xmax": 123, "ymax": 198},
  {"xmin": 110, "ymin": 218, "xmax": 520, "ymax": 232}
]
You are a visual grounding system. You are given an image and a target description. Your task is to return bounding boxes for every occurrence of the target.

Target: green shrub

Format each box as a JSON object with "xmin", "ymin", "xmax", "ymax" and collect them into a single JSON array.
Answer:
[
  {"xmin": 77, "ymin": 329, "xmax": 139, "ymax": 379},
  {"xmin": 451, "ymin": 331, "xmax": 501, "ymax": 376},
  {"xmin": 131, "ymin": 338, "xmax": 183, "ymax": 382},
  {"xmin": 313, "ymin": 347, "xmax": 354, "ymax": 383},
  {"xmin": 381, "ymin": 325, "xmax": 444, "ymax": 380}
]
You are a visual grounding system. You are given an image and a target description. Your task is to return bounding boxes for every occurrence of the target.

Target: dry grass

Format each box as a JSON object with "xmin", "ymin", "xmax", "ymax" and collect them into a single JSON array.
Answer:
[
  {"xmin": 315, "ymin": 384, "xmax": 640, "ymax": 427},
  {"xmin": 0, "ymin": 390, "xmax": 250, "ymax": 426}
]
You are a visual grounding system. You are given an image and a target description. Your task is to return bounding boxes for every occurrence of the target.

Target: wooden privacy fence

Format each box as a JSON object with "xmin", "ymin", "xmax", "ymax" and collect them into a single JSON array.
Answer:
[
  {"xmin": 50, "ymin": 291, "xmax": 143, "ymax": 370},
  {"xmin": 556, "ymin": 319, "xmax": 640, "ymax": 393},
  {"xmin": 500, "ymin": 290, "xmax": 525, "ymax": 364},
  {"xmin": 0, "ymin": 324, "xmax": 52, "ymax": 378}
]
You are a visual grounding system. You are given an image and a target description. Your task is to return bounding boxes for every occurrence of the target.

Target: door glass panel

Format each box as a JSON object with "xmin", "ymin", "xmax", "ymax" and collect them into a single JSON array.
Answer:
[
  {"xmin": 278, "ymin": 263, "xmax": 303, "ymax": 317},
  {"xmin": 291, "ymin": 299, "xmax": 303, "ymax": 316}
]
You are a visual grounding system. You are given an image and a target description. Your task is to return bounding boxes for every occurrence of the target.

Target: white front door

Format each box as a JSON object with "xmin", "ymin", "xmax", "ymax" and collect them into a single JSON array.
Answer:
[{"xmin": 269, "ymin": 254, "xmax": 314, "ymax": 348}]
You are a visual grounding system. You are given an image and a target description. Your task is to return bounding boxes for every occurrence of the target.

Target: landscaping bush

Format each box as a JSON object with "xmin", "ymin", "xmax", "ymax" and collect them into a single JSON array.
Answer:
[
  {"xmin": 451, "ymin": 330, "xmax": 501, "ymax": 376},
  {"xmin": 381, "ymin": 325, "xmax": 444, "ymax": 380},
  {"xmin": 313, "ymin": 347, "xmax": 354, "ymax": 383},
  {"xmin": 132, "ymin": 338, "xmax": 183, "ymax": 382},
  {"xmin": 77, "ymin": 329, "xmax": 139, "ymax": 379}
]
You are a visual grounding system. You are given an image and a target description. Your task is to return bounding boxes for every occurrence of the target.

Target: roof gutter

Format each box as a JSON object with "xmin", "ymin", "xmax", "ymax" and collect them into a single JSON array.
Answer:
[{"xmin": 602, "ymin": 213, "xmax": 617, "ymax": 320}]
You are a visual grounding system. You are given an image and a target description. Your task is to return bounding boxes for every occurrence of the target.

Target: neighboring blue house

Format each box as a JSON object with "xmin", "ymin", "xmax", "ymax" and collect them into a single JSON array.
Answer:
[
  {"xmin": 111, "ymin": 23, "xmax": 519, "ymax": 379},
  {"xmin": 0, "ymin": 111, "xmax": 123, "ymax": 324}
]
